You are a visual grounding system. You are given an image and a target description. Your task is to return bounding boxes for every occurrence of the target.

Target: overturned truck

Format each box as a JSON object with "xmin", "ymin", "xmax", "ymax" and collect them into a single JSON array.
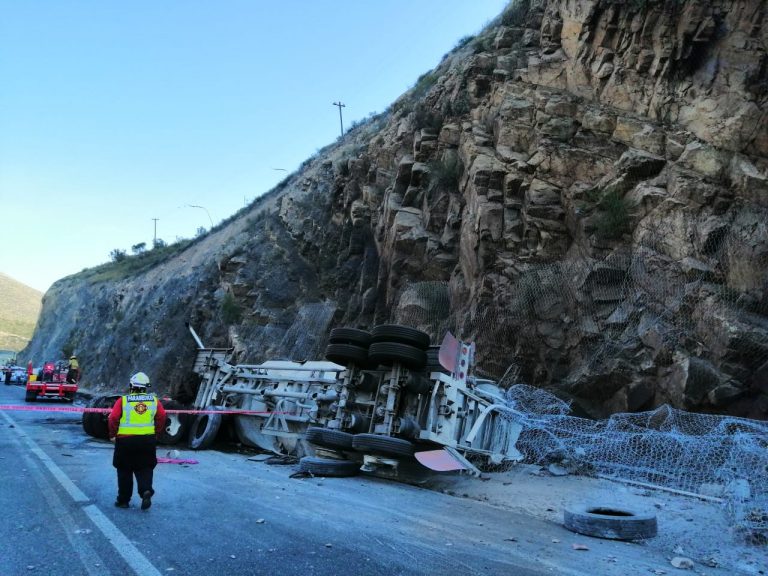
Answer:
[{"xmin": 187, "ymin": 324, "xmax": 523, "ymax": 477}]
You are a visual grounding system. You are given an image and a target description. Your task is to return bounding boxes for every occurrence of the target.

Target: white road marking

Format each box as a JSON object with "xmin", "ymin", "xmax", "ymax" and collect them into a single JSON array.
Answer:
[
  {"xmin": 2, "ymin": 411, "xmax": 163, "ymax": 576},
  {"xmin": 7, "ymin": 414, "xmax": 112, "ymax": 576},
  {"xmin": 84, "ymin": 505, "xmax": 163, "ymax": 576}
]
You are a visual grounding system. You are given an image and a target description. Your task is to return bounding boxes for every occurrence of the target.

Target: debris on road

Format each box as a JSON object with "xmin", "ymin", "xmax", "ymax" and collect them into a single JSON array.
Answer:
[{"xmin": 670, "ymin": 556, "xmax": 694, "ymax": 570}]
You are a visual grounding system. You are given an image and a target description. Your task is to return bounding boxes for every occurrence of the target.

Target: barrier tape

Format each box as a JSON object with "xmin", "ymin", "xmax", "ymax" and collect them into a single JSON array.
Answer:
[{"xmin": 0, "ymin": 404, "xmax": 292, "ymax": 416}]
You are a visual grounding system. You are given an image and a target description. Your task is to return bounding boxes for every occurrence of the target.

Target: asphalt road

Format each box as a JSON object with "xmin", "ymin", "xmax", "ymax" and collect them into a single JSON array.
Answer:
[{"xmin": 0, "ymin": 383, "xmax": 696, "ymax": 576}]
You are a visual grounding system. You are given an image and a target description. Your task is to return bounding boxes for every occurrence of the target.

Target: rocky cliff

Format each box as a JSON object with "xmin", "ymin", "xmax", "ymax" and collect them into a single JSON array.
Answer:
[{"xmin": 23, "ymin": 0, "xmax": 768, "ymax": 418}]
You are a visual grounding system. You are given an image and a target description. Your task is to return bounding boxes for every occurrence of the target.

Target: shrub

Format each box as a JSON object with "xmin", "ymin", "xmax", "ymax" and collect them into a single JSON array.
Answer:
[
  {"xmin": 597, "ymin": 191, "xmax": 630, "ymax": 239},
  {"xmin": 501, "ymin": 0, "xmax": 530, "ymax": 26},
  {"xmin": 221, "ymin": 292, "xmax": 242, "ymax": 325},
  {"xmin": 109, "ymin": 249, "xmax": 127, "ymax": 262},
  {"xmin": 429, "ymin": 155, "xmax": 463, "ymax": 191},
  {"xmin": 413, "ymin": 103, "xmax": 444, "ymax": 133}
]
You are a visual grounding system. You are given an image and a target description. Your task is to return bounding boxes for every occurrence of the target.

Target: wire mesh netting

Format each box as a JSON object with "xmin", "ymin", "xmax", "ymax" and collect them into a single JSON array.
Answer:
[
  {"xmin": 388, "ymin": 207, "xmax": 768, "ymax": 538},
  {"xmin": 499, "ymin": 385, "xmax": 768, "ymax": 535}
]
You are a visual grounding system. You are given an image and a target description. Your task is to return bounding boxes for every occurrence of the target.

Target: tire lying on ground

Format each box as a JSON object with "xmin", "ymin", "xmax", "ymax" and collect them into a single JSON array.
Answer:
[
  {"xmin": 298, "ymin": 456, "xmax": 360, "ymax": 477},
  {"xmin": 563, "ymin": 504, "xmax": 658, "ymax": 540},
  {"xmin": 305, "ymin": 426, "xmax": 355, "ymax": 450},
  {"xmin": 188, "ymin": 406, "xmax": 224, "ymax": 450},
  {"xmin": 352, "ymin": 433, "xmax": 415, "ymax": 458},
  {"xmin": 159, "ymin": 400, "xmax": 192, "ymax": 445}
]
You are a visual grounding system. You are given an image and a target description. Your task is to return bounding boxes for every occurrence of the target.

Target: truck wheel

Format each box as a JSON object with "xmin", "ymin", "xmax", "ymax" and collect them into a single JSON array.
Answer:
[
  {"xmin": 325, "ymin": 343, "xmax": 369, "ymax": 367},
  {"xmin": 159, "ymin": 401, "xmax": 191, "ymax": 445},
  {"xmin": 188, "ymin": 407, "xmax": 223, "ymax": 450},
  {"xmin": 329, "ymin": 328, "xmax": 372, "ymax": 348},
  {"xmin": 352, "ymin": 434, "xmax": 415, "ymax": 457},
  {"xmin": 25, "ymin": 388, "xmax": 37, "ymax": 402},
  {"xmin": 87, "ymin": 396, "xmax": 115, "ymax": 440},
  {"xmin": 306, "ymin": 427, "xmax": 355, "ymax": 450},
  {"xmin": 368, "ymin": 342, "xmax": 427, "ymax": 370},
  {"xmin": 82, "ymin": 411, "xmax": 96, "ymax": 437},
  {"xmin": 298, "ymin": 456, "xmax": 359, "ymax": 477},
  {"xmin": 371, "ymin": 325, "xmax": 430, "ymax": 349},
  {"xmin": 563, "ymin": 504, "xmax": 658, "ymax": 540}
]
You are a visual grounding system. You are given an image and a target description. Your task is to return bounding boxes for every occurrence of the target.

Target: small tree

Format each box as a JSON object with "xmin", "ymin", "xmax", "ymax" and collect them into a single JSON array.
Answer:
[
  {"xmin": 195, "ymin": 226, "xmax": 207, "ymax": 238},
  {"xmin": 153, "ymin": 238, "xmax": 167, "ymax": 249},
  {"xmin": 131, "ymin": 242, "xmax": 147, "ymax": 255},
  {"xmin": 109, "ymin": 248, "xmax": 127, "ymax": 262}
]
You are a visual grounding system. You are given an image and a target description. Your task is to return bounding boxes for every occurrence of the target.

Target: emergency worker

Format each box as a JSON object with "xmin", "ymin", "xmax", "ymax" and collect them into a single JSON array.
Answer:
[
  {"xmin": 66, "ymin": 355, "xmax": 80, "ymax": 384},
  {"xmin": 108, "ymin": 372, "xmax": 166, "ymax": 510}
]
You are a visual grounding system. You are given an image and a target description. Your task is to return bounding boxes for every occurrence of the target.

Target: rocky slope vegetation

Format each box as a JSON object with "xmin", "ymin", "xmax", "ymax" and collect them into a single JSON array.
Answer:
[
  {"xmin": 22, "ymin": 0, "xmax": 768, "ymax": 418},
  {"xmin": 0, "ymin": 273, "xmax": 41, "ymax": 352}
]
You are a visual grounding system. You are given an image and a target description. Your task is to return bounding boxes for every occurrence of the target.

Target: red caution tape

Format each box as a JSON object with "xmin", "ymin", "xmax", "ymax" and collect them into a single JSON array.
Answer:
[{"xmin": 0, "ymin": 404, "xmax": 292, "ymax": 416}]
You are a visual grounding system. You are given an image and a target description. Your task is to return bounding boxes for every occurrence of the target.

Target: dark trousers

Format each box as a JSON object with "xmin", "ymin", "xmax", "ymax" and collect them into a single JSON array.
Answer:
[
  {"xmin": 113, "ymin": 435, "xmax": 158, "ymax": 504},
  {"xmin": 116, "ymin": 468, "xmax": 154, "ymax": 504}
]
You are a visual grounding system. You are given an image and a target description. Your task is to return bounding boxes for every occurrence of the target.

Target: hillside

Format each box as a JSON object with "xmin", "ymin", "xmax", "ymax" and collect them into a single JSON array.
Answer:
[
  {"xmin": 0, "ymin": 273, "xmax": 42, "ymax": 352},
  {"xmin": 21, "ymin": 0, "xmax": 768, "ymax": 419}
]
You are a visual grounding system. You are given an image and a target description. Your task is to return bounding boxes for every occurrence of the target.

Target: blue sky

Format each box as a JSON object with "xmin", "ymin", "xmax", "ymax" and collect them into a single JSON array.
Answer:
[{"xmin": 0, "ymin": 1, "xmax": 508, "ymax": 293}]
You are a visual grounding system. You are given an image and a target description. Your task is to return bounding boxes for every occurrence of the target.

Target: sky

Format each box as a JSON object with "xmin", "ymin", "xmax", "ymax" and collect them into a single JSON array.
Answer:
[{"xmin": 0, "ymin": 0, "xmax": 509, "ymax": 293}]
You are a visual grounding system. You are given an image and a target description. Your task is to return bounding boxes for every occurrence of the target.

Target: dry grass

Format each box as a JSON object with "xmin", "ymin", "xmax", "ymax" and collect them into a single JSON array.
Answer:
[{"xmin": 0, "ymin": 273, "xmax": 42, "ymax": 351}]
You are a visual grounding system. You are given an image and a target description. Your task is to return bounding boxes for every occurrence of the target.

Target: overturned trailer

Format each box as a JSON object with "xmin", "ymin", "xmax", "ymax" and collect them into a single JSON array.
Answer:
[{"xmin": 188, "ymin": 324, "xmax": 523, "ymax": 476}]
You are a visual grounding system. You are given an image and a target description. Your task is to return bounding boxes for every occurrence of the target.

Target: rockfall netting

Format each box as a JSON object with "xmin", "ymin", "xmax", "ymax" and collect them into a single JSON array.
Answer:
[
  {"xmin": 392, "ymin": 206, "xmax": 768, "ymax": 398},
  {"xmin": 499, "ymin": 384, "xmax": 768, "ymax": 536}
]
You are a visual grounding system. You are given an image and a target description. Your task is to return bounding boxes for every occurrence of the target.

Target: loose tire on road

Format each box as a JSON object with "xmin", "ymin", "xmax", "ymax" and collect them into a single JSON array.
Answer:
[
  {"xmin": 371, "ymin": 324, "xmax": 430, "ymax": 349},
  {"xmin": 188, "ymin": 406, "xmax": 223, "ymax": 450},
  {"xmin": 298, "ymin": 456, "xmax": 359, "ymax": 477},
  {"xmin": 328, "ymin": 328, "xmax": 372, "ymax": 348},
  {"xmin": 563, "ymin": 504, "xmax": 657, "ymax": 540},
  {"xmin": 159, "ymin": 401, "xmax": 192, "ymax": 445},
  {"xmin": 352, "ymin": 433, "xmax": 415, "ymax": 458},
  {"xmin": 325, "ymin": 343, "xmax": 369, "ymax": 367},
  {"xmin": 306, "ymin": 427, "xmax": 355, "ymax": 450},
  {"xmin": 368, "ymin": 342, "xmax": 427, "ymax": 371}
]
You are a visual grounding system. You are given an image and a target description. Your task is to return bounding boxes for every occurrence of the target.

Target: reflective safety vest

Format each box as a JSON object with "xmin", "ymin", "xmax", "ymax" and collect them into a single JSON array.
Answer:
[{"xmin": 117, "ymin": 393, "xmax": 158, "ymax": 436}]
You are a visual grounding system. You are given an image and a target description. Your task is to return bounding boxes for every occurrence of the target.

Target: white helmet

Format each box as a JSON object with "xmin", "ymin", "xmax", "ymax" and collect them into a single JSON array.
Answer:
[{"xmin": 129, "ymin": 371, "xmax": 151, "ymax": 389}]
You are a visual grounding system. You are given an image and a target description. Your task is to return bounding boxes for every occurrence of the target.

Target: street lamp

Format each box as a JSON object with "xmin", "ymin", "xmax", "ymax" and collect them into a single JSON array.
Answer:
[{"xmin": 187, "ymin": 204, "xmax": 213, "ymax": 228}]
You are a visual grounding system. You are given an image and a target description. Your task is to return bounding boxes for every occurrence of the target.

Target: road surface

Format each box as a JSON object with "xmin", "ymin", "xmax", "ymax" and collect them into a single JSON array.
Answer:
[{"xmin": 0, "ymin": 384, "xmax": 731, "ymax": 575}]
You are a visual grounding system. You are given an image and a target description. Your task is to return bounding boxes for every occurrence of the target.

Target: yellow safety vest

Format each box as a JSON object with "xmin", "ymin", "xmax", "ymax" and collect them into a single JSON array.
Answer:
[
  {"xmin": 117, "ymin": 393, "xmax": 158, "ymax": 436},
  {"xmin": 69, "ymin": 359, "xmax": 79, "ymax": 370}
]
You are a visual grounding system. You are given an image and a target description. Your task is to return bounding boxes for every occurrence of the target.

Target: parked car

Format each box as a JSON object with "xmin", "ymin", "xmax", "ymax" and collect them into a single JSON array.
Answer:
[{"xmin": 5, "ymin": 366, "xmax": 27, "ymax": 384}]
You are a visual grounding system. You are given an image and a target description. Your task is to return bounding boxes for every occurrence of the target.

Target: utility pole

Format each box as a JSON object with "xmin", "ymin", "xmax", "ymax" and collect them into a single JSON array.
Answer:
[
  {"xmin": 332, "ymin": 101, "xmax": 345, "ymax": 137},
  {"xmin": 152, "ymin": 218, "xmax": 159, "ymax": 245}
]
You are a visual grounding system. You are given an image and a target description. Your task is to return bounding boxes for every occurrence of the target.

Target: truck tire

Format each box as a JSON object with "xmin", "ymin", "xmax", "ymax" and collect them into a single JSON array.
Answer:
[
  {"xmin": 298, "ymin": 456, "xmax": 359, "ymax": 477},
  {"xmin": 306, "ymin": 427, "xmax": 355, "ymax": 450},
  {"xmin": 188, "ymin": 407, "xmax": 223, "ymax": 450},
  {"xmin": 25, "ymin": 388, "xmax": 37, "ymax": 402},
  {"xmin": 90, "ymin": 396, "xmax": 115, "ymax": 440},
  {"xmin": 325, "ymin": 343, "xmax": 369, "ymax": 367},
  {"xmin": 563, "ymin": 504, "xmax": 657, "ymax": 540},
  {"xmin": 371, "ymin": 325, "xmax": 430, "ymax": 349},
  {"xmin": 352, "ymin": 433, "xmax": 415, "ymax": 457},
  {"xmin": 329, "ymin": 328, "xmax": 372, "ymax": 348},
  {"xmin": 368, "ymin": 342, "xmax": 427, "ymax": 371}
]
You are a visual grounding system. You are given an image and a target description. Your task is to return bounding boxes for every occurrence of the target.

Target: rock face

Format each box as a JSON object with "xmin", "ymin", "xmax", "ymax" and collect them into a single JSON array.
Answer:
[{"xmin": 23, "ymin": 0, "xmax": 768, "ymax": 418}]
